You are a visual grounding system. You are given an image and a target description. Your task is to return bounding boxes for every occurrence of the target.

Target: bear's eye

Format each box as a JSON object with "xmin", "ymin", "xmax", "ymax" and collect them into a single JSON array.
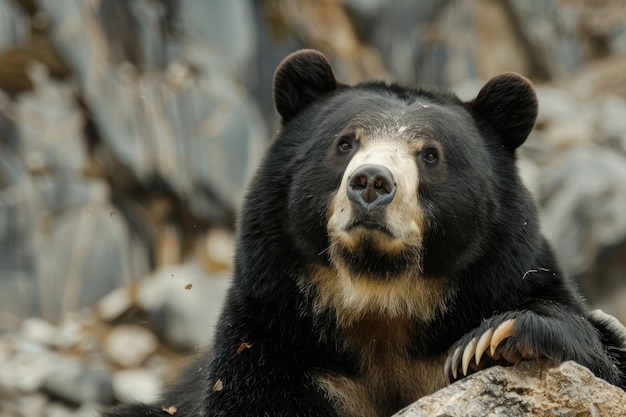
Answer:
[
  {"xmin": 337, "ymin": 136, "xmax": 353, "ymax": 153},
  {"xmin": 423, "ymin": 149, "xmax": 438, "ymax": 164}
]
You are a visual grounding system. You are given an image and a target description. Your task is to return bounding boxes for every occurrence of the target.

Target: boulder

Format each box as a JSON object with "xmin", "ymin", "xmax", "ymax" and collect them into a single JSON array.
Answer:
[{"xmin": 394, "ymin": 361, "xmax": 626, "ymax": 417}]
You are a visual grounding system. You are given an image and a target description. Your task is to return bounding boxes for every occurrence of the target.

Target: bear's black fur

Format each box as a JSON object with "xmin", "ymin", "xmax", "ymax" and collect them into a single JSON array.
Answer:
[{"xmin": 102, "ymin": 50, "xmax": 626, "ymax": 417}]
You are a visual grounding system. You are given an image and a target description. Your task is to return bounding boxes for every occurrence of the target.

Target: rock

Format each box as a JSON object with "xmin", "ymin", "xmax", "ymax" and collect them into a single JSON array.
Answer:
[
  {"xmin": 43, "ymin": 358, "xmax": 114, "ymax": 405},
  {"xmin": 37, "ymin": 0, "xmax": 267, "ymax": 224},
  {"xmin": 51, "ymin": 315, "xmax": 83, "ymax": 350},
  {"xmin": 202, "ymin": 227, "xmax": 236, "ymax": 271},
  {"xmin": 0, "ymin": 148, "xmax": 41, "ymax": 324},
  {"xmin": 534, "ymin": 85, "xmax": 588, "ymax": 128},
  {"xmin": 44, "ymin": 402, "xmax": 74, "ymax": 417},
  {"xmin": 33, "ymin": 203, "xmax": 150, "ymax": 322},
  {"xmin": 395, "ymin": 361, "xmax": 626, "ymax": 417},
  {"xmin": 539, "ymin": 147, "xmax": 626, "ymax": 280},
  {"xmin": 16, "ymin": 393, "xmax": 47, "ymax": 417},
  {"xmin": 136, "ymin": 262, "xmax": 230, "ymax": 349},
  {"xmin": 111, "ymin": 368, "xmax": 162, "ymax": 404},
  {"xmin": 73, "ymin": 403, "xmax": 100, "ymax": 417},
  {"xmin": 104, "ymin": 324, "xmax": 158, "ymax": 368},
  {"xmin": 14, "ymin": 66, "xmax": 86, "ymax": 177},
  {"xmin": 20, "ymin": 317, "xmax": 56, "ymax": 346},
  {"xmin": 0, "ymin": 336, "xmax": 56, "ymax": 393},
  {"xmin": 96, "ymin": 286, "xmax": 133, "ymax": 322},
  {"xmin": 176, "ymin": 0, "xmax": 256, "ymax": 71},
  {"xmin": 0, "ymin": 0, "xmax": 29, "ymax": 48},
  {"xmin": 594, "ymin": 95, "xmax": 626, "ymax": 148}
]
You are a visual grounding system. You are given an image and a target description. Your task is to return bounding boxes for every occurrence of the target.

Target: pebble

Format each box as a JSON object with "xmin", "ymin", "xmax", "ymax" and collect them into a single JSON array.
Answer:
[
  {"xmin": 43, "ymin": 358, "xmax": 114, "ymax": 405},
  {"xmin": 111, "ymin": 368, "xmax": 162, "ymax": 404},
  {"xmin": 52, "ymin": 316, "xmax": 83, "ymax": 350},
  {"xmin": 20, "ymin": 317, "xmax": 57, "ymax": 346},
  {"xmin": 96, "ymin": 286, "xmax": 133, "ymax": 322},
  {"xmin": 136, "ymin": 263, "xmax": 230, "ymax": 349},
  {"xmin": 104, "ymin": 324, "xmax": 159, "ymax": 368},
  {"xmin": 16, "ymin": 393, "xmax": 48, "ymax": 417}
]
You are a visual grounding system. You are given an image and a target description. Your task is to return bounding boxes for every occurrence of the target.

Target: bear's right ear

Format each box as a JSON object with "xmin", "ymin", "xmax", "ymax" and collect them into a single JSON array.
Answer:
[{"xmin": 273, "ymin": 49, "xmax": 339, "ymax": 124}]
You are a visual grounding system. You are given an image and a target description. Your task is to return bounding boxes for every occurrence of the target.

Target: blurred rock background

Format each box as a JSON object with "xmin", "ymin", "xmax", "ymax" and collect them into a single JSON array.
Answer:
[{"xmin": 0, "ymin": 0, "xmax": 624, "ymax": 415}]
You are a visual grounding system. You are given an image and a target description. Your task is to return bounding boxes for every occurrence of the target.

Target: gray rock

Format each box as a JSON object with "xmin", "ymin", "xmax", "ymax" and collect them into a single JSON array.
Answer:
[
  {"xmin": 44, "ymin": 402, "xmax": 74, "ymax": 417},
  {"xmin": 72, "ymin": 403, "xmax": 100, "ymax": 417},
  {"xmin": 20, "ymin": 317, "xmax": 56, "ymax": 347},
  {"xmin": 540, "ymin": 147, "xmax": 626, "ymax": 279},
  {"xmin": 32, "ymin": 203, "xmax": 150, "ymax": 322},
  {"xmin": 14, "ymin": 68, "xmax": 87, "ymax": 178},
  {"xmin": 176, "ymin": 0, "xmax": 256, "ymax": 71},
  {"xmin": 37, "ymin": 0, "xmax": 267, "ymax": 223},
  {"xmin": 395, "ymin": 361, "xmax": 626, "ymax": 417},
  {"xmin": 43, "ymin": 358, "xmax": 114, "ymax": 405},
  {"xmin": 104, "ymin": 324, "xmax": 159, "ymax": 368},
  {"xmin": 16, "ymin": 394, "xmax": 48, "ymax": 417},
  {"xmin": 111, "ymin": 368, "xmax": 162, "ymax": 404},
  {"xmin": 0, "ymin": 0, "xmax": 28, "ymax": 48},
  {"xmin": 96, "ymin": 286, "xmax": 133, "ymax": 322},
  {"xmin": 136, "ymin": 262, "xmax": 230, "ymax": 349},
  {"xmin": 509, "ymin": 0, "xmax": 584, "ymax": 76},
  {"xmin": 534, "ymin": 85, "xmax": 588, "ymax": 127},
  {"xmin": 342, "ymin": 0, "xmax": 386, "ymax": 16},
  {"xmin": 594, "ymin": 95, "xmax": 626, "ymax": 148},
  {"xmin": 0, "ymin": 145, "xmax": 41, "ymax": 323},
  {"xmin": 372, "ymin": 0, "xmax": 475, "ymax": 86},
  {"xmin": 0, "ymin": 336, "xmax": 56, "ymax": 393},
  {"xmin": 51, "ymin": 315, "xmax": 84, "ymax": 350},
  {"xmin": 0, "ymin": 148, "xmax": 39, "ymax": 243}
]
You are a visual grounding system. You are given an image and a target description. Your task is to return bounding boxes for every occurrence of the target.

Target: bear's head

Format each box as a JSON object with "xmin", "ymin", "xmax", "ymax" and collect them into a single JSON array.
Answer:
[{"xmin": 271, "ymin": 50, "xmax": 538, "ymax": 324}]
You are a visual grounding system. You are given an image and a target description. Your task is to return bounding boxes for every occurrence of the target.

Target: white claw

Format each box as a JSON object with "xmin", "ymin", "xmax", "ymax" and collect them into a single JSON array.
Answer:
[
  {"xmin": 490, "ymin": 319, "xmax": 516, "ymax": 356},
  {"xmin": 462, "ymin": 337, "xmax": 477, "ymax": 376},
  {"xmin": 475, "ymin": 327, "xmax": 493, "ymax": 365},
  {"xmin": 451, "ymin": 346, "xmax": 461, "ymax": 380},
  {"xmin": 443, "ymin": 352, "xmax": 452, "ymax": 381}
]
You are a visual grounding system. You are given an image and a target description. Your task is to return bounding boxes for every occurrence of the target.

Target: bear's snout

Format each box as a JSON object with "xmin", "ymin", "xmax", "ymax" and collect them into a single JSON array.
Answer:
[{"xmin": 347, "ymin": 164, "xmax": 396, "ymax": 210}]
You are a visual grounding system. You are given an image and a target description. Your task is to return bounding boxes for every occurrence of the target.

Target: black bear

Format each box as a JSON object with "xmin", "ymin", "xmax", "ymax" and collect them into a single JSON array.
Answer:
[{"xmin": 103, "ymin": 50, "xmax": 626, "ymax": 417}]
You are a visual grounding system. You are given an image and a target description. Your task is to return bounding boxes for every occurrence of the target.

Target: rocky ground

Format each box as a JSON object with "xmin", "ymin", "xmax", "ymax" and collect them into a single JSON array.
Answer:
[{"xmin": 1, "ymin": 0, "xmax": 625, "ymax": 416}]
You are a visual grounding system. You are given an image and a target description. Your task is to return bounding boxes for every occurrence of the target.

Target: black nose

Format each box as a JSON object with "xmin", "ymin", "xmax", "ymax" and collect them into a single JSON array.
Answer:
[{"xmin": 347, "ymin": 164, "xmax": 396, "ymax": 208}]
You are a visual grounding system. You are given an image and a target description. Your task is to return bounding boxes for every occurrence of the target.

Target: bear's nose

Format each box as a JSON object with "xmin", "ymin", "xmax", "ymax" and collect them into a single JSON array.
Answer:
[{"xmin": 347, "ymin": 164, "xmax": 396, "ymax": 208}]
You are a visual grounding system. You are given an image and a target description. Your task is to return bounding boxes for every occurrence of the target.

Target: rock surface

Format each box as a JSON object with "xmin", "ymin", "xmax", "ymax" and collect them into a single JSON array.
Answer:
[{"xmin": 395, "ymin": 361, "xmax": 626, "ymax": 417}]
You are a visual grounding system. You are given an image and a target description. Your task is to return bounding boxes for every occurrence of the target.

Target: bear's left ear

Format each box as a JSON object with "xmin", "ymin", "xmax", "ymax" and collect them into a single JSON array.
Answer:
[
  {"xmin": 273, "ymin": 49, "xmax": 340, "ymax": 124},
  {"xmin": 469, "ymin": 73, "xmax": 538, "ymax": 152}
]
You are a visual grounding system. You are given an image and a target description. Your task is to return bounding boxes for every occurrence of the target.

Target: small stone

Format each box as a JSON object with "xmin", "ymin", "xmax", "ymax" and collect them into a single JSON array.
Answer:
[
  {"xmin": 203, "ymin": 228, "xmax": 236, "ymax": 271},
  {"xmin": 73, "ymin": 402, "xmax": 101, "ymax": 417},
  {"xmin": 104, "ymin": 324, "xmax": 159, "ymax": 368},
  {"xmin": 96, "ymin": 287, "xmax": 133, "ymax": 322},
  {"xmin": 44, "ymin": 402, "xmax": 74, "ymax": 417},
  {"xmin": 136, "ymin": 263, "xmax": 230, "ymax": 349},
  {"xmin": 2, "ymin": 341, "xmax": 56, "ymax": 393},
  {"xmin": 20, "ymin": 318, "xmax": 57, "ymax": 347},
  {"xmin": 51, "ymin": 317, "xmax": 83, "ymax": 350},
  {"xmin": 112, "ymin": 368, "xmax": 162, "ymax": 404},
  {"xmin": 44, "ymin": 358, "xmax": 114, "ymax": 405},
  {"xmin": 16, "ymin": 394, "xmax": 47, "ymax": 417}
]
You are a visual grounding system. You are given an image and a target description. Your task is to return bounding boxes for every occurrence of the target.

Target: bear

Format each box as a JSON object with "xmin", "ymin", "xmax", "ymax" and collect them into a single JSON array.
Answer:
[{"xmin": 102, "ymin": 49, "xmax": 626, "ymax": 417}]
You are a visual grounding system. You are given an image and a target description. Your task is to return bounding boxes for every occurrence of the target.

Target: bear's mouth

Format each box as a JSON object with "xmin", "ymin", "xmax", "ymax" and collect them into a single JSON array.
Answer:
[{"xmin": 346, "ymin": 219, "xmax": 394, "ymax": 238}]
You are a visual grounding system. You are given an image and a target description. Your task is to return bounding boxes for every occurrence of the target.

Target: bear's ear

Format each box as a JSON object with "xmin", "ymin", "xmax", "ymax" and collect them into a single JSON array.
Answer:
[
  {"xmin": 273, "ymin": 49, "xmax": 339, "ymax": 123},
  {"xmin": 470, "ymin": 73, "xmax": 538, "ymax": 152}
]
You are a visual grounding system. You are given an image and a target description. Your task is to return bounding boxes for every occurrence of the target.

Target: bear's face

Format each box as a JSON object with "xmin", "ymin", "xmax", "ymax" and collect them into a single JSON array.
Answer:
[{"xmin": 273, "ymin": 50, "xmax": 537, "ymax": 323}]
